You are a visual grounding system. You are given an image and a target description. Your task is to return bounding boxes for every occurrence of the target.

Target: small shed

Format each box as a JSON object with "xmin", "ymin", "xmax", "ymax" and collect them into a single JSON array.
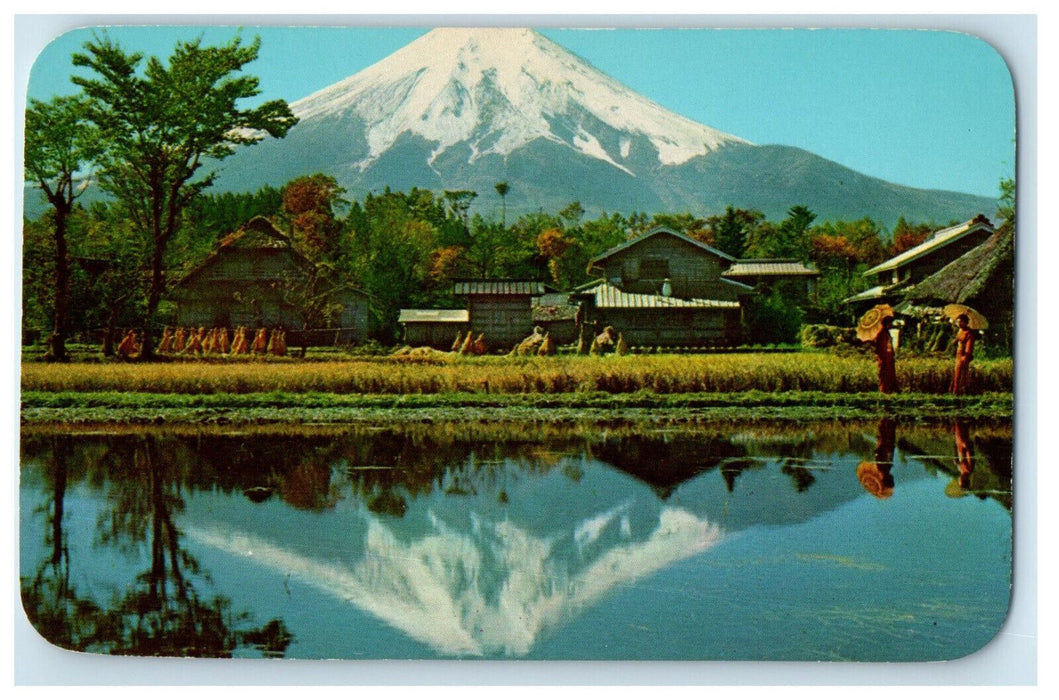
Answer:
[
  {"xmin": 398, "ymin": 309, "xmax": 470, "ymax": 349},
  {"xmin": 453, "ymin": 279, "xmax": 551, "ymax": 348},
  {"xmin": 171, "ymin": 217, "xmax": 369, "ymax": 344}
]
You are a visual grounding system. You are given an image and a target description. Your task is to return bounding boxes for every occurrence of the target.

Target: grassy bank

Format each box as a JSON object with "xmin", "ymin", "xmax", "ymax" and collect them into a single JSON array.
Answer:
[
  {"xmin": 21, "ymin": 352, "xmax": 1013, "ymax": 395},
  {"xmin": 20, "ymin": 389, "xmax": 1014, "ymax": 424}
]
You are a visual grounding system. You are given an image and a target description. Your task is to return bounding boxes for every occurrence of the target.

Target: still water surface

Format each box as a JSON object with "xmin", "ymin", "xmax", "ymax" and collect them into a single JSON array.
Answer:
[{"xmin": 20, "ymin": 419, "xmax": 1012, "ymax": 661}]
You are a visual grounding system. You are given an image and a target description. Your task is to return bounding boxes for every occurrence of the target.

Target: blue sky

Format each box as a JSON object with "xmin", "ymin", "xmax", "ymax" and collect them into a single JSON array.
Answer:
[{"xmin": 23, "ymin": 23, "xmax": 1016, "ymax": 198}]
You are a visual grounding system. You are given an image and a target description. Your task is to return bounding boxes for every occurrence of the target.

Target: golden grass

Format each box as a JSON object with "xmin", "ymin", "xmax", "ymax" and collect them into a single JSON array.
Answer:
[{"xmin": 20, "ymin": 353, "xmax": 1013, "ymax": 395}]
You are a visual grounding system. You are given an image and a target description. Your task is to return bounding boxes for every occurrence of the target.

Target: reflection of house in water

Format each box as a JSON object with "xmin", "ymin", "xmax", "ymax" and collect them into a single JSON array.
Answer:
[
  {"xmin": 590, "ymin": 434, "xmax": 748, "ymax": 498},
  {"xmin": 20, "ymin": 423, "xmax": 1011, "ymax": 659}
]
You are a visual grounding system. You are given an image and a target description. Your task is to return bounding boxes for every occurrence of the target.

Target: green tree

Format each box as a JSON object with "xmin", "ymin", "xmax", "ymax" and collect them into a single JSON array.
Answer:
[
  {"xmin": 997, "ymin": 177, "xmax": 1015, "ymax": 229},
  {"xmin": 71, "ymin": 34, "xmax": 298, "ymax": 359},
  {"xmin": 707, "ymin": 206, "xmax": 764, "ymax": 259},
  {"xmin": 23, "ymin": 95, "xmax": 100, "ymax": 360},
  {"xmin": 889, "ymin": 216, "xmax": 934, "ymax": 256}
]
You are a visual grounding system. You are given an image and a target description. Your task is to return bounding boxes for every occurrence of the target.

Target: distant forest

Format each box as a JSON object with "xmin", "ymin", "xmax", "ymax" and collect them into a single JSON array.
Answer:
[
  {"xmin": 24, "ymin": 172, "xmax": 988, "ymax": 346},
  {"xmin": 22, "ymin": 32, "xmax": 1013, "ymax": 357}
]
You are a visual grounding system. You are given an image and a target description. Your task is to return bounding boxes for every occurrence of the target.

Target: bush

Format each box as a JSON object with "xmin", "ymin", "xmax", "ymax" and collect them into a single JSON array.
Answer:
[{"xmin": 801, "ymin": 324, "xmax": 856, "ymax": 348}]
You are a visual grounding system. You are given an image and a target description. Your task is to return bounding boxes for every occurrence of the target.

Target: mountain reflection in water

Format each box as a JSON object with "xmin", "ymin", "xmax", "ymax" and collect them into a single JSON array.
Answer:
[{"xmin": 19, "ymin": 419, "xmax": 1013, "ymax": 660}]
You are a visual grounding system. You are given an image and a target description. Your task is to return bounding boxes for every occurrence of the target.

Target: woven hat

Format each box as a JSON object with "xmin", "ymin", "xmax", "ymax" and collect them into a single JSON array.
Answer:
[
  {"xmin": 856, "ymin": 304, "xmax": 895, "ymax": 341},
  {"xmin": 943, "ymin": 303, "xmax": 988, "ymax": 330}
]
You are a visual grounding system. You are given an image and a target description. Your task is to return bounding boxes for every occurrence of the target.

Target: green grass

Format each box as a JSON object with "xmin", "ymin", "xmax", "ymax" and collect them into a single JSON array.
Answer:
[{"xmin": 20, "ymin": 389, "xmax": 1013, "ymax": 424}]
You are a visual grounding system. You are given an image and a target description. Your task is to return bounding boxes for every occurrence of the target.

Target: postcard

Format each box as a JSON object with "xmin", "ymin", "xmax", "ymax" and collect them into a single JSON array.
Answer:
[{"xmin": 17, "ymin": 18, "xmax": 1026, "ymax": 676}]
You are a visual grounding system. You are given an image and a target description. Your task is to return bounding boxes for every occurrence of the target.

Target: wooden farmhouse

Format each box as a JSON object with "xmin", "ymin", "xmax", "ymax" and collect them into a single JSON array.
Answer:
[
  {"xmin": 397, "ymin": 227, "xmax": 819, "ymax": 351},
  {"xmin": 170, "ymin": 216, "xmax": 369, "ymax": 344},
  {"xmin": 572, "ymin": 279, "xmax": 745, "ymax": 347},
  {"xmin": 576, "ymin": 227, "xmax": 816, "ymax": 347},
  {"xmin": 586, "ymin": 226, "xmax": 742, "ymax": 300},
  {"xmin": 844, "ymin": 214, "xmax": 995, "ymax": 309}
]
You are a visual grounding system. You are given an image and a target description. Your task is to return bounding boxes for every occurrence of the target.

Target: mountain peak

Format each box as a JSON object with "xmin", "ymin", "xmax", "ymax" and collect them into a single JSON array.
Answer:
[
  {"xmin": 205, "ymin": 29, "xmax": 994, "ymax": 227},
  {"xmin": 291, "ymin": 27, "xmax": 748, "ymax": 172}
]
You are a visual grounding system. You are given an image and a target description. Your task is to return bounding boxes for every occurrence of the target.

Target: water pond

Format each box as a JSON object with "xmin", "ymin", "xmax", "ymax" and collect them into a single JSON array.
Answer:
[{"xmin": 19, "ymin": 418, "xmax": 1013, "ymax": 661}]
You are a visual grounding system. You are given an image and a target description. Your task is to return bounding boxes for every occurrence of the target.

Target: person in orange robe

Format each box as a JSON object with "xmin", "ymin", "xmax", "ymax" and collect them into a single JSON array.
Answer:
[
  {"xmin": 950, "ymin": 314, "xmax": 977, "ymax": 395},
  {"xmin": 872, "ymin": 316, "xmax": 898, "ymax": 394}
]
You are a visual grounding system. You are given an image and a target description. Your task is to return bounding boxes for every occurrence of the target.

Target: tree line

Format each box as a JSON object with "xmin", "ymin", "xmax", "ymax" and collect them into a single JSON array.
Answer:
[{"xmin": 23, "ymin": 31, "xmax": 1004, "ymax": 357}]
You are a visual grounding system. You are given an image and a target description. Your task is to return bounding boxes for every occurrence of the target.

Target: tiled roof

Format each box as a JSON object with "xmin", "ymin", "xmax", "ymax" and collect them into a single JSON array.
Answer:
[
  {"xmin": 723, "ymin": 259, "xmax": 820, "ymax": 277},
  {"xmin": 398, "ymin": 309, "xmax": 470, "ymax": 324},
  {"xmin": 864, "ymin": 215, "xmax": 994, "ymax": 275},
  {"xmin": 578, "ymin": 281, "xmax": 739, "ymax": 310},
  {"xmin": 453, "ymin": 280, "xmax": 549, "ymax": 296}
]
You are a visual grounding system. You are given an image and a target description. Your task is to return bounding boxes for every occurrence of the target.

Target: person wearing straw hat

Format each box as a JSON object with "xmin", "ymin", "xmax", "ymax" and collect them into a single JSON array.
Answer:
[
  {"xmin": 858, "ymin": 304, "xmax": 898, "ymax": 394},
  {"xmin": 950, "ymin": 313, "xmax": 977, "ymax": 395}
]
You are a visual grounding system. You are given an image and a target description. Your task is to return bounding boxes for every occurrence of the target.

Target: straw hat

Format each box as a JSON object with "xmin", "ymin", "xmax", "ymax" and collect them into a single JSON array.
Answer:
[
  {"xmin": 943, "ymin": 303, "xmax": 989, "ymax": 330},
  {"xmin": 856, "ymin": 304, "xmax": 895, "ymax": 341},
  {"xmin": 856, "ymin": 461, "xmax": 894, "ymax": 499}
]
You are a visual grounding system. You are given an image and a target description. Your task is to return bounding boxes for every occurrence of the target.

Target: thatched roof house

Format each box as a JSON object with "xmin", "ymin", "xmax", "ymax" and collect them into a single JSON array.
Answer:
[
  {"xmin": 899, "ymin": 225, "xmax": 1014, "ymax": 350},
  {"xmin": 171, "ymin": 216, "xmax": 369, "ymax": 344}
]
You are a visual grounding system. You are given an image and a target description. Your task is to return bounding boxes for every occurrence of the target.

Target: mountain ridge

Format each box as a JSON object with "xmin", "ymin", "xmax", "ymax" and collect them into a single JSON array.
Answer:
[{"xmin": 25, "ymin": 28, "xmax": 998, "ymax": 228}]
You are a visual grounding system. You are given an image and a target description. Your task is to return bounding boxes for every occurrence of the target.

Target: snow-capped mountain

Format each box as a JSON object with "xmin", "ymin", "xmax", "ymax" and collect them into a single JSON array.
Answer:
[
  {"xmin": 291, "ymin": 28, "xmax": 747, "ymax": 175},
  {"xmin": 210, "ymin": 27, "xmax": 995, "ymax": 225}
]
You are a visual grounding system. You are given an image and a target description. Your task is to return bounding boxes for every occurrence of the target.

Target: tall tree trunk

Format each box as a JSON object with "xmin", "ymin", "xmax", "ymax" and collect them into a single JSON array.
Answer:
[
  {"xmin": 140, "ymin": 245, "xmax": 166, "ymax": 361},
  {"xmin": 47, "ymin": 205, "xmax": 71, "ymax": 362}
]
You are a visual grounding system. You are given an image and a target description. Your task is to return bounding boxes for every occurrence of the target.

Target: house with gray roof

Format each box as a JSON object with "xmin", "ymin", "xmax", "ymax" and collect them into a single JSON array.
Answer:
[
  {"xmin": 844, "ymin": 214, "xmax": 995, "ymax": 307},
  {"xmin": 576, "ymin": 227, "xmax": 819, "ymax": 346}
]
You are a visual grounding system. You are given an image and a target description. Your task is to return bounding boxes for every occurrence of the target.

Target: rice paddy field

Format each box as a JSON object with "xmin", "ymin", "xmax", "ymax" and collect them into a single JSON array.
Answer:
[
  {"xmin": 20, "ymin": 351, "xmax": 1013, "ymax": 423},
  {"xmin": 21, "ymin": 352, "xmax": 1013, "ymax": 395}
]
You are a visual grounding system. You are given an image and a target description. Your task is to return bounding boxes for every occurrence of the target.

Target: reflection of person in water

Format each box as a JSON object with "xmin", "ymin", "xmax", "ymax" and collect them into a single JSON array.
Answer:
[
  {"xmin": 857, "ymin": 417, "xmax": 896, "ymax": 498},
  {"xmin": 954, "ymin": 420, "xmax": 974, "ymax": 490}
]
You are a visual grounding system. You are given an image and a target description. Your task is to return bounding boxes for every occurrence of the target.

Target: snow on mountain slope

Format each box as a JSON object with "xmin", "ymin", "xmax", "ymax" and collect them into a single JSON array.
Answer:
[{"xmin": 289, "ymin": 28, "xmax": 750, "ymax": 174}]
